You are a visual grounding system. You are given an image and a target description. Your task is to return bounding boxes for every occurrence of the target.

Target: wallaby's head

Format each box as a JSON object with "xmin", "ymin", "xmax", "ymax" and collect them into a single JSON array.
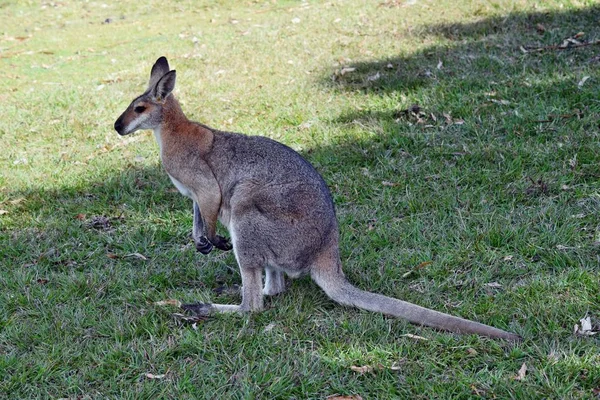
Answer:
[{"xmin": 114, "ymin": 56, "xmax": 176, "ymax": 136}]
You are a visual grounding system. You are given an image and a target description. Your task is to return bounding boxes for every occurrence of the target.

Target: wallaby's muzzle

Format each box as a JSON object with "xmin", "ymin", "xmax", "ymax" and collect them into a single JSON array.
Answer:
[{"xmin": 114, "ymin": 116, "xmax": 126, "ymax": 136}]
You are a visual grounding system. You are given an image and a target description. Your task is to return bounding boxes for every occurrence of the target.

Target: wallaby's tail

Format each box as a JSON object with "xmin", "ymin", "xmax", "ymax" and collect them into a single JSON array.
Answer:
[{"xmin": 312, "ymin": 267, "xmax": 520, "ymax": 341}]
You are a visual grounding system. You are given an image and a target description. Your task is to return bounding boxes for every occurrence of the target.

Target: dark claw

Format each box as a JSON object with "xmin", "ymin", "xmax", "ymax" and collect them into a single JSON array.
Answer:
[
  {"xmin": 195, "ymin": 236, "xmax": 213, "ymax": 254},
  {"xmin": 212, "ymin": 235, "xmax": 233, "ymax": 251},
  {"xmin": 181, "ymin": 302, "xmax": 213, "ymax": 317}
]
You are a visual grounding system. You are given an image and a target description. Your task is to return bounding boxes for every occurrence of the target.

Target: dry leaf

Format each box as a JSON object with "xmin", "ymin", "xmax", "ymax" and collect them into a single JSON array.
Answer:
[
  {"xmin": 415, "ymin": 261, "xmax": 432, "ymax": 269},
  {"xmin": 144, "ymin": 373, "xmax": 166, "ymax": 380},
  {"xmin": 326, "ymin": 395, "xmax": 363, "ymax": 400},
  {"xmin": 75, "ymin": 213, "xmax": 86, "ymax": 220},
  {"xmin": 514, "ymin": 363, "xmax": 527, "ymax": 381},
  {"xmin": 350, "ymin": 365, "xmax": 374, "ymax": 374},
  {"xmin": 9, "ymin": 197, "xmax": 25, "ymax": 205},
  {"xmin": 367, "ymin": 72, "xmax": 381, "ymax": 81},
  {"xmin": 339, "ymin": 67, "xmax": 356, "ymax": 75},
  {"xmin": 125, "ymin": 252, "xmax": 147, "ymax": 260},
  {"xmin": 263, "ymin": 322, "xmax": 276, "ymax": 333},
  {"xmin": 401, "ymin": 333, "xmax": 429, "ymax": 341},
  {"xmin": 106, "ymin": 253, "xmax": 119, "ymax": 259},
  {"xmin": 402, "ymin": 261, "xmax": 432, "ymax": 278},
  {"xmin": 485, "ymin": 282, "xmax": 503, "ymax": 288},
  {"xmin": 535, "ymin": 23, "xmax": 546, "ymax": 33},
  {"xmin": 155, "ymin": 299, "xmax": 182, "ymax": 307},
  {"xmin": 578, "ymin": 76, "xmax": 590, "ymax": 88},
  {"xmin": 574, "ymin": 316, "xmax": 597, "ymax": 336},
  {"xmin": 381, "ymin": 180, "xmax": 400, "ymax": 187},
  {"xmin": 0, "ymin": 210, "xmax": 8, "ymax": 215},
  {"xmin": 437, "ymin": 60, "xmax": 443, "ymax": 69}
]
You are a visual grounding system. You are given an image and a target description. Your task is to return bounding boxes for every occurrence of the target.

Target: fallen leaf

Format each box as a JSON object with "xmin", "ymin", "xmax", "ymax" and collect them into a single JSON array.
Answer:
[
  {"xmin": 36, "ymin": 278, "xmax": 49, "ymax": 285},
  {"xmin": 485, "ymin": 282, "xmax": 503, "ymax": 288},
  {"xmin": 578, "ymin": 76, "xmax": 590, "ymax": 88},
  {"xmin": 155, "ymin": 299, "xmax": 182, "ymax": 307},
  {"xmin": 401, "ymin": 261, "xmax": 432, "ymax": 278},
  {"xmin": 144, "ymin": 373, "xmax": 166, "ymax": 380},
  {"xmin": 9, "ymin": 197, "xmax": 25, "ymax": 205},
  {"xmin": 326, "ymin": 395, "xmax": 363, "ymax": 400},
  {"xmin": 574, "ymin": 316, "xmax": 597, "ymax": 336},
  {"xmin": 389, "ymin": 360, "xmax": 404, "ymax": 371},
  {"xmin": 339, "ymin": 67, "xmax": 356, "ymax": 75},
  {"xmin": 75, "ymin": 213, "xmax": 86, "ymax": 221},
  {"xmin": 350, "ymin": 365, "xmax": 374, "ymax": 374},
  {"xmin": 106, "ymin": 253, "xmax": 119, "ymax": 259},
  {"xmin": 535, "ymin": 23, "xmax": 546, "ymax": 33},
  {"xmin": 367, "ymin": 72, "xmax": 381, "ymax": 81},
  {"xmin": 263, "ymin": 322, "xmax": 276, "ymax": 333},
  {"xmin": 437, "ymin": 60, "xmax": 443, "ymax": 69},
  {"xmin": 124, "ymin": 252, "xmax": 148, "ymax": 260},
  {"xmin": 87, "ymin": 215, "xmax": 112, "ymax": 230},
  {"xmin": 0, "ymin": 210, "xmax": 8, "ymax": 215},
  {"xmin": 401, "ymin": 333, "xmax": 429, "ymax": 341},
  {"xmin": 503, "ymin": 255, "xmax": 514, "ymax": 261},
  {"xmin": 381, "ymin": 180, "xmax": 400, "ymax": 187},
  {"xmin": 514, "ymin": 363, "xmax": 527, "ymax": 381}
]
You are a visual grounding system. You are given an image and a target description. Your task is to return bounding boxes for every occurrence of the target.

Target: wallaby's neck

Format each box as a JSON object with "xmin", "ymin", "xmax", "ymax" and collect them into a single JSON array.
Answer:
[
  {"xmin": 153, "ymin": 94, "xmax": 214, "ymax": 156},
  {"xmin": 162, "ymin": 94, "xmax": 189, "ymax": 128}
]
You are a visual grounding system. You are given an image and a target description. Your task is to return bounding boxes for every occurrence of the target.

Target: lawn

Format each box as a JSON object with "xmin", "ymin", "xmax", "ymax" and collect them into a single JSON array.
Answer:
[{"xmin": 1, "ymin": 0, "xmax": 599, "ymax": 398}]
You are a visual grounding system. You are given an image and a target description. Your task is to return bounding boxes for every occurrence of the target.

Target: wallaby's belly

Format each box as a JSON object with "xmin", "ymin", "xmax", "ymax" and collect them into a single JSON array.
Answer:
[{"xmin": 169, "ymin": 174, "xmax": 193, "ymax": 198}]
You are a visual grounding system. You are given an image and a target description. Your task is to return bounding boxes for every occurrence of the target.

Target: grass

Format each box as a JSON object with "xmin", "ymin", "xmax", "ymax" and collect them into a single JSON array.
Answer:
[{"xmin": 1, "ymin": 0, "xmax": 599, "ymax": 398}]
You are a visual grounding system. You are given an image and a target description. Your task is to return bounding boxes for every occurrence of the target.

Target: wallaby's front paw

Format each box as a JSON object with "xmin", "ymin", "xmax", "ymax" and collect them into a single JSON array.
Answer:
[
  {"xmin": 212, "ymin": 235, "xmax": 233, "ymax": 251},
  {"xmin": 195, "ymin": 236, "xmax": 214, "ymax": 254},
  {"xmin": 181, "ymin": 302, "xmax": 213, "ymax": 317}
]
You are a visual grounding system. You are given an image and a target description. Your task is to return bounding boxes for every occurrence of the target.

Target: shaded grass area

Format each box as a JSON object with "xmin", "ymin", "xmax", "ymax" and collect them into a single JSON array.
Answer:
[{"xmin": 1, "ymin": 0, "xmax": 600, "ymax": 398}]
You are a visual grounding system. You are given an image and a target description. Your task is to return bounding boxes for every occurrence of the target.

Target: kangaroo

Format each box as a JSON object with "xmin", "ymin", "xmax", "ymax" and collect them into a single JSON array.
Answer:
[{"xmin": 114, "ymin": 56, "xmax": 520, "ymax": 341}]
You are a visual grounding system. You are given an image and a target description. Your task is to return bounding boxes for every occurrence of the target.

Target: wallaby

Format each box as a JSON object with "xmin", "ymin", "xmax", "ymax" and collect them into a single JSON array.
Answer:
[{"xmin": 114, "ymin": 57, "xmax": 520, "ymax": 341}]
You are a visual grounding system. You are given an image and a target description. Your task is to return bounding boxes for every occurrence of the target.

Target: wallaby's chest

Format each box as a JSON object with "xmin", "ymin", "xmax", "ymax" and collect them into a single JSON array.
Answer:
[{"xmin": 153, "ymin": 127, "xmax": 194, "ymax": 198}]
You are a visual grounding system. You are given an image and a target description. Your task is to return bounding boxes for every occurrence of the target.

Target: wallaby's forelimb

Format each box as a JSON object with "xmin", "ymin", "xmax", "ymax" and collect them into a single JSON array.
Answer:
[{"xmin": 193, "ymin": 202, "xmax": 213, "ymax": 254}]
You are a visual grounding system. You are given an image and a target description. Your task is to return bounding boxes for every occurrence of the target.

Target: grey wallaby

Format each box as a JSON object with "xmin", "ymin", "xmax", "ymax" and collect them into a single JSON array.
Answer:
[{"xmin": 114, "ymin": 56, "xmax": 520, "ymax": 341}]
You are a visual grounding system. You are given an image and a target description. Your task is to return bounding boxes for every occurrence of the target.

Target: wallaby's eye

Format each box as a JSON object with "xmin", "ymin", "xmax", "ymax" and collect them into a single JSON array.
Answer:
[{"xmin": 134, "ymin": 105, "xmax": 146, "ymax": 113}]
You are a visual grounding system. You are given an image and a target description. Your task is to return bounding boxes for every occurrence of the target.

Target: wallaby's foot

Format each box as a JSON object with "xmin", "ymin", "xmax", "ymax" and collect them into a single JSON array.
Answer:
[
  {"xmin": 194, "ymin": 236, "xmax": 213, "ymax": 254},
  {"xmin": 182, "ymin": 302, "xmax": 243, "ymax": 315},
  {"xmin": 211, "ymin": 235, "xmax": 233, "ymax": 251}
]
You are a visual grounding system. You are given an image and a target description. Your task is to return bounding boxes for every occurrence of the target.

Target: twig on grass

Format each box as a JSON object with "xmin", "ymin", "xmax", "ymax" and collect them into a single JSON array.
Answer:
[{"xmin": 521, "ymin": 32, "xmax": 600, "ymax": 53}]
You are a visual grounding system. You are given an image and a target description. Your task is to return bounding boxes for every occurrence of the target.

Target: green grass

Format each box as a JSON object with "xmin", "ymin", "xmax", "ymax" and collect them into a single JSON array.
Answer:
[{"xmin": 1, "ymin": 0, "xmax": 600, "ymax": 398}]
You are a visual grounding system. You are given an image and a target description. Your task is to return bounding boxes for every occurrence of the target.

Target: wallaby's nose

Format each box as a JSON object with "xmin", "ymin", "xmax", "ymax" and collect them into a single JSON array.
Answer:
[{"xmin": 114, "ymin": 118, "xmax": 124, "ymax": 134}]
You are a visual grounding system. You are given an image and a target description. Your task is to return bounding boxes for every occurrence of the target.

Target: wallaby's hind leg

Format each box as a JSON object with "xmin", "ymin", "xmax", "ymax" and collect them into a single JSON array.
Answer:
[
  {"xmin": 182, "ymin": 266, "xmax": 263, "ymax": 315},
  {"xmin": 263, "ymin": 268, "xmax": 286, "ymax": 296}
]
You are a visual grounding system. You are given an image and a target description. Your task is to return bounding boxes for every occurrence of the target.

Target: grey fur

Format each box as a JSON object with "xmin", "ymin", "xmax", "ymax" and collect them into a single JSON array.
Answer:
[{"xmin": 114, "ymin": 57, "xmax": 521, "ymax": 341}]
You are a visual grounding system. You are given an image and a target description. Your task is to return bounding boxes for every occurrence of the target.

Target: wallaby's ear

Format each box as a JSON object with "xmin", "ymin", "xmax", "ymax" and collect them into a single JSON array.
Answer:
[
  {"xmin": 148, "ymin": 56, "xmax": 170, "ymax": 89},
  {"xmin": 151, "ymin": 70, "xmax": 176, "ymax": 102}
]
